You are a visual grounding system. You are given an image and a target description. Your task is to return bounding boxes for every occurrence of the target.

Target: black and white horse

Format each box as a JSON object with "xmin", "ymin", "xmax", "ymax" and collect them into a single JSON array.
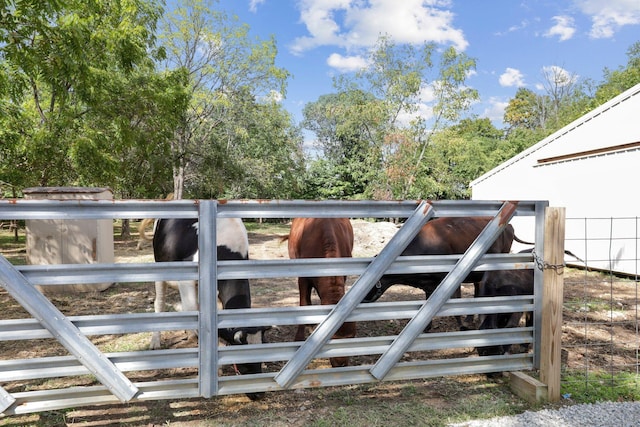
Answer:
[{"xmin": 151, "ymin": 217, "xmax": 264, "ymax": 398}]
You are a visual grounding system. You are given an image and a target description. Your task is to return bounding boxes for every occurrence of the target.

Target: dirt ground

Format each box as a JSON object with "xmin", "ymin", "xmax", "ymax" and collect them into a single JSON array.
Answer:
[{"xmin": 1, "ymin": 219, "xmax": 638, "ymax": 425}]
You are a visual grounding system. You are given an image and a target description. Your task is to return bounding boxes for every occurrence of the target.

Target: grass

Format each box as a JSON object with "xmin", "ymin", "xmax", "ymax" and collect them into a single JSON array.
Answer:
[
  {"xmin": 99, "ymin": 332, "xmax": 153, "ymax": 353},
  {"xmin": 565, "ymin": 298, "xmax": 615, "ymax": 313},
  {"xmin": 0, "ymin": 228, "xmax": 26, "ymax": 265},
  {"xmin": 562, "ymin": 370, "xmax": 640, "ymax": 403},
  {"xmin": 244, "ymin": 220, "xmax": 290, "ymax": 235},
  {"xmin": 289, "ymin": 379, "xmax": 533, "ymax": 427}
]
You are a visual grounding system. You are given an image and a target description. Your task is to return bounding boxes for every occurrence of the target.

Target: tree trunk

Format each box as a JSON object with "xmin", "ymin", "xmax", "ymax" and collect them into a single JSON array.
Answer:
[
  {"xmin": 121, "ymin": 219, "xmax": 131, "ymax": 239},
  {"xmin": 173, "ymin": 164, "xmax": 185, "ymax": 200}
]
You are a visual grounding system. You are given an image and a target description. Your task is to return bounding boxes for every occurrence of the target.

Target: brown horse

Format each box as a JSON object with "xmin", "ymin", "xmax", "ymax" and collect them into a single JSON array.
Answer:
[{"xmin": 286, "ymin": 217, "xmax": 355, "ymax": 367}]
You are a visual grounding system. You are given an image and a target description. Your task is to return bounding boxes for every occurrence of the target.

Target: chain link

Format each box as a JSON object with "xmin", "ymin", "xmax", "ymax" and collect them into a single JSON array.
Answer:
[{"xmin": 531, "ymin": 249, "xmax": 565, "ymax": 273}]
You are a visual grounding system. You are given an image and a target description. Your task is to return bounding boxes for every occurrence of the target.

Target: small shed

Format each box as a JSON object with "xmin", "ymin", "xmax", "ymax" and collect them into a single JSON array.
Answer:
[
  {"xmin": 24, "ymin": 187, "xmax": 114, "ymax": 292},
  {"xmin": 470, "ymin": 83, "xmax": 640, "ymax": 275}
]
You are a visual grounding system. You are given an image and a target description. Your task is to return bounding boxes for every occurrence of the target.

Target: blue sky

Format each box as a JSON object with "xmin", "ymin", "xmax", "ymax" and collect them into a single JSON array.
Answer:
[{"xmin": 214, "ymin": 0, "xmax": 640, "ymax": 137}]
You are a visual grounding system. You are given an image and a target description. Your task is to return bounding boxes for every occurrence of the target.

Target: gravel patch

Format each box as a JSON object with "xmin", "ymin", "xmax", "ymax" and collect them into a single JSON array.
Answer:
[{"xmin": 450, "ymin": 401, "xmax": 640, "ymax": 426}]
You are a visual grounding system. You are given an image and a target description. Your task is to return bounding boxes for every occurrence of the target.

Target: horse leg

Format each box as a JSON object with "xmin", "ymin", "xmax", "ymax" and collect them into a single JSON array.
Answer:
[
  {"xmin": 177, "ymin": 280, "xmax": 198, "ymax": 341},
  {"xmin": 295, "ymin": 277, "xmax": 313, "ymax": 341},
  {"xmin": 315, "ymin": 276, "xmax": 354, "ymax": 367},
  {"xmin": 458, "ymin": 282, "xmax": 479, "ymax": 330},
  {"xmin": 150, "ymin": 280, "xmax": 167, "ymax": 349}
]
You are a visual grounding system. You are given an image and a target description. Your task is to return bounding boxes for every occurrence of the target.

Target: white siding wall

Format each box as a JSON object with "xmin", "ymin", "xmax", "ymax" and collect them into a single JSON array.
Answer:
[{"xmin": 470, "ymin": 84, "xmax": 640, "ymax": 274}]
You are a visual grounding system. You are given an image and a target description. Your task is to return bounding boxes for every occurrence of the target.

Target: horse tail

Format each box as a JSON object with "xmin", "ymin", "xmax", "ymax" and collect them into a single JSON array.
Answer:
[
  {"xmin": 136, "ymin": 218, "xmax": 156, "ymax": 249},
  {"xmin": 136, "ymin": 193, "xmax": 174, "ymax": 250},
  {"xmin": 513, "ymin": 234, "xmax": 535, "ymax": 245}
]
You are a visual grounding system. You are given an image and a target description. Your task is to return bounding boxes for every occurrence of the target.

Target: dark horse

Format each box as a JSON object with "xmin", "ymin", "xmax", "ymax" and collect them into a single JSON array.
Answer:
[{"xmin": 363, "ymin": 217, "xmax": 527, "ymax": 329}]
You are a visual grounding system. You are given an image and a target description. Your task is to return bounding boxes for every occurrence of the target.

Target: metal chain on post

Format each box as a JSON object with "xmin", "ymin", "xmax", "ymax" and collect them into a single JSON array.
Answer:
[{"xmin": 532, "ymin": 249, "xmax": 565, "ymax": 273}]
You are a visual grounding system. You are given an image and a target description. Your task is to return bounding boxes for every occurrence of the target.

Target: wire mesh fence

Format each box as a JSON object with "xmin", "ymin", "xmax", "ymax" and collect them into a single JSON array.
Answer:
[{"xmin": 562, "ymin": 217, "xmax": 640, "ymax": 400}]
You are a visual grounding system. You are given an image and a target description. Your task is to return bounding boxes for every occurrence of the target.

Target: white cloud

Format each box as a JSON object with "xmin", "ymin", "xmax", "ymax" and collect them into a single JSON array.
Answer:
[
  {"xmin": 499, "ymin": 68, "xmax": 526, "ymax": 87},
  {"xmin": 266, "ymin": 90, "xmax": 283, "ymax": 102},
  {"xmin": 396, "ymin": 104, "xmax": 433, "ymax": 127},
  {"xmin": 575, "ymin": 0, "xmax": 640, "ymax": 38},
  {"xmin": 417, "ymin": 84, "xmax": 436, "ymax": 104},
  {"xmin": 249, "ymin": 0, "xmax": 266, "ymax": 13},
  {"xmin": 482, "ymin": 97, "xmax": 509, "ymax": 125},
  {"xmin": 544, "ymin": 15, "xmax": 576, "ymax": 41},
  {"xmin": 495, "ymin": 20, "xmax": 529, "ymax": 36},
  {"xmin": 291, "ymin": 0, "xmax": 467, "ymax": 55},
  {"xmin": 326, "ymin": 53, "xmax": 368, "ymax": 72}
]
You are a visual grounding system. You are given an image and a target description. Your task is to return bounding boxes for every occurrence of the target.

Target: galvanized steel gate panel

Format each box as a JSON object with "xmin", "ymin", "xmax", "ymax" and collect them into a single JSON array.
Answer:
[{"xmin": 0, "ymin": 199, "xmax": 547, "ymax": 416}]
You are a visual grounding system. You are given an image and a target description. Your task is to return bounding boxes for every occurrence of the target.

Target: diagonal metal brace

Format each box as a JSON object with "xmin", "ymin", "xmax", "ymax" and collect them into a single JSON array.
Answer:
[
  {"xmin": 370, "ymin": 201, "xmax": 519, "ymax": 380},
  {"xmin": 0, "ymin": 256, "xmax": 139, "ymax": 402},
  {"xmin": 274, "ymin": 200, "xmax": 435, "ymax": 388},
  {"xmin": 0, "ymin": 385, "xmax": 16, "ymax": 414}
]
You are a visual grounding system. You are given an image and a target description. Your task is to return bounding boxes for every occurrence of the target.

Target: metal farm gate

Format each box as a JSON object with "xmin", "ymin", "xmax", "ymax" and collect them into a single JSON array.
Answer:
[{"xmin": 0, "ymin": 199, "xmax": 560, "ymax": 416}]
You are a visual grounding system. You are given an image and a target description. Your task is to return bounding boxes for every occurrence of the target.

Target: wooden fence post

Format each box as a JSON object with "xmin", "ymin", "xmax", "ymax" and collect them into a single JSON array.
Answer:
[{"xmin": 539, "ymin": 206, "xmax": 565, "ymax": 402}]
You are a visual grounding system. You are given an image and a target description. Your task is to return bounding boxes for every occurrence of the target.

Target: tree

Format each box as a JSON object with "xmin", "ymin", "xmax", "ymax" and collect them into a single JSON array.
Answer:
[
  {"xmin": 158, "ymin": 0, "xmax": 290, "ymax": 199},
  {"xmin": 188, "ymin": 88, "xmax": 305, "ymax": 199},
  {"xmin": 404, "ymin": 119, "xmax": 503, "ymax": 199},
  {"xmin": 305, "ymin": 36, "xmax": 478, "ymax": 200},
  {"xmin": 540, "ymin": 65, "xmax": 579, "ymax": 126},
  {"xmin": 594, "ymin": 41, "xmax": 640, "ymax": 105},
  {"xmin": 302, "ymin": 90, "xmax": 386, "ymax": 198},
  {"xmin": 0, "ymin": 0, "xmax": 183, "ymax": 198},
  {"xmin": 503, "ymin": 88, "xmax": 541, "ymax": 131},
  {"xmin": 75, "ymin": 68, "xmax": 189, "ymax": 198}
]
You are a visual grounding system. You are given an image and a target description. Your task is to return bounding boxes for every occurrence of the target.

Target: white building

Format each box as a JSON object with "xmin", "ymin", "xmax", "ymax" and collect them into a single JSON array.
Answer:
[{"xmin": 470, "ymin": 83, "xmax": 640, "ymax": 275}]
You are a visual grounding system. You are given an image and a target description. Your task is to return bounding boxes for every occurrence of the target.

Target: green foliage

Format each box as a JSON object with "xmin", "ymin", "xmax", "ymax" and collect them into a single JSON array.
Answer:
[
  {"xmin": 0, "ymin": 0, "xmax": 184, "ymax": 198},
  {"xmin": 0, "ymin": 1, "xmax": 638, "ymax": 203},
  {"xmin": 301, "ymin": 158, "xmax": 364, "ymax": 199},
  {"xmin": 504, "ymin": 88, "xmax": 541, "ymax": 130},
  {"xmin": 75, "ymin": 67, "xmax": 189, "ymax": 198},
  {"xmin": 188, "ymin": 89, "xmax": 305, "ymax": 199},
  {"xmin": 302, "ymin": 90, "xmax": 385, "ymax": 199}
]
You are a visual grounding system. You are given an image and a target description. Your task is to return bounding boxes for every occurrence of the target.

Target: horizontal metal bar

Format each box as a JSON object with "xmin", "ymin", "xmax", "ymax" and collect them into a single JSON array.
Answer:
[
  {"xmin": 0, "ymin": 199, "xmax": 542, "ymax": 221},
  {"xmin": 17, "ymin": 262, "xmax": 198, "ymax": 285},
  {"xmin": 0, "ymin": 349, "xmax": 198, "ymax": 381},
  {"xmin": 219, "ymin": 353, "xmax": 533, "ymax": 394},
  {"xmin": 217, "ymin": 296, "xmax": 534, "ymax": 329},
  {"xmin": 428, "ymin": 200, "xmax": 539, "ymax": 217},
  {"xmin": 217, "ymin": 200, "xmax": 424, "ymax": 218},
  {"xmin": 218, "ymin": 327, "xmax": 534, "ymax": 365},
  {"xmin": 0, "ymin": 312, "xmax": 198, "ymax": 341},
  {"xmin": 2, "ymin": 379, "xmax": 200, "ymax": 416},
  {"xmin": 0, "ymin": 200, "xmax": 199, "ymax": 220},
  {"xmin": 219, "ymin": 253, "xmax": 533, "ymax": 280},
  {"xmin": 2, "ymin": 353, "xmax": 533, "ymax": 415},
  {"xmin": 218, "ymin": 199, "xmax": 540, "ymax": 218},
  {"xmin": 16, "ymin": 261, "xmax": 198, "ymax": 286},
  {"xmin": 0, "ymin": 297, "xmax": 533, "ymax": 341},
  {"xmin": 15, "ymin": 253, "xmax": 533, "ymax": 285}
]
